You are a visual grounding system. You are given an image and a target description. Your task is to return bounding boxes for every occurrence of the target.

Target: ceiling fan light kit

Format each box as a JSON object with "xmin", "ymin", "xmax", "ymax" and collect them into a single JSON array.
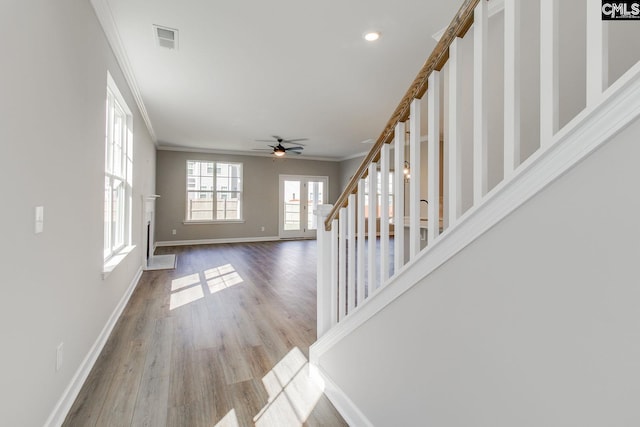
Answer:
[{"xmin": 253, "ymin": 135, "xmax": 307, "ymax": 157}]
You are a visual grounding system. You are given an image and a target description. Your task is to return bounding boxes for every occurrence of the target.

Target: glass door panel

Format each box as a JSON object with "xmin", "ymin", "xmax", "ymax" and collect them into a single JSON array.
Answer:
[{"xmin": 283, "ymin": 180, "xmax": 301, "ymax": 231}]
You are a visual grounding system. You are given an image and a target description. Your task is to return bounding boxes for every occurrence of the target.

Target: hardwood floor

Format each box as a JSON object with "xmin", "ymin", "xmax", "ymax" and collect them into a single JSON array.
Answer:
[{"xmin": 64, "ymin": 241, "xmax": 347, "ymax": 427}]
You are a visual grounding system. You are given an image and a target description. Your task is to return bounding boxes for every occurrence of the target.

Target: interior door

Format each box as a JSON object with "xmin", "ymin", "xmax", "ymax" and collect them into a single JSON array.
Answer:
[{"xmin": 279, "ymin": 175, "xmax": 328, "ymax": 238}]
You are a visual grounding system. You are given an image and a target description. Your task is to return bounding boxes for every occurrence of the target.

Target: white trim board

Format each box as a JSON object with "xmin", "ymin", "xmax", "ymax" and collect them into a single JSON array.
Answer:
[
  {"xmin": 155, "ymin": 236, "xmax": 287, "ymax": 247},
  {"xmin": 90, "ymin": 0, "xmax": 157, "ymax": 143},
  {"xmin": 311, "ymin": 62, "xmax": 640, "ymax": 367},
  {"xmin": 310, "ymin": 364, "xmax": 374, "ymax": 427},
  {"xmin": 44, "ymin": 267, "xmax": 143, "ymax": 427}
]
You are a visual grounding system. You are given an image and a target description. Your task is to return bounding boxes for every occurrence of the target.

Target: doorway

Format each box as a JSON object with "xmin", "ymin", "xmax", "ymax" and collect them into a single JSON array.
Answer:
[{"xmin": 279, "ymin": 175, "xmax": 328, "ymax": 238}]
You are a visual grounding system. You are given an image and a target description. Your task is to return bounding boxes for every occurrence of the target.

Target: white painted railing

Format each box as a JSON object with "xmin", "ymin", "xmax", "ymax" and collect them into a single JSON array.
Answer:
[{"xmin": 315, "ymin": 0, "xmax": 640, "ymax": 337}]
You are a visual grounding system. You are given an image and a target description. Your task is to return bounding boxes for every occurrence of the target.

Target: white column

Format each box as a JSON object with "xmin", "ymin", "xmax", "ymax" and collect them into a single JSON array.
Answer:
[
  {"xmin": 504, "ymin": 0, "xmax": 521, "ymax": 177},
  {"xmin": 330, "ymin": 218, "xmax": 338, "ymax": 326},
  {"xmin": 586, "ymin": 0, "xmax": 608, "ymax": 106},
  {"xmin": 315, "ymin": 204, "xmax": 333, "ymax": 337},
  {"xmin": 347, "ymin": 194, "xmax": 356, "ymax": 313},
  {"xmin": 356, "ymin": 179, "xmax": 366, "ymax": 305},
  {"xmin": 393, "ymin": 122, "xmax": 406, "ymax": 272},
  {"xmin": 338, "ymin": 208, "xmax": 347, "ymax": 320},
  {"xmin": 379, "ymin": 144, "xmax": 390, "ymax": 283},
  {"xmin": 474, "ymin": 0, "xmax": 489, "ymax": 204},
  {"xmin": 540, "ymin": 0, "xmax": 559, "ymax": 148},
  {"xmin": 409, "ymin": 98, "xmax": 421, "ymax": 258},
  {"xmin": 367, "ymin": 162, "xmax": 377, "ymax": 295},
  {"xmin": 428, "ymin": 71, "xmax": 441, "ymax": 243},
  {"xmin": 448, "ymin": 38, "xmax": 463, "ymax": 225}
]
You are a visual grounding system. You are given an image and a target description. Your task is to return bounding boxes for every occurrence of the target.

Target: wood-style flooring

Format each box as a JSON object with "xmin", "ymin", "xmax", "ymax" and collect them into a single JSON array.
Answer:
[{"xmin": 63, "ymin": 240, "xmax": 347, "ymax": 427}]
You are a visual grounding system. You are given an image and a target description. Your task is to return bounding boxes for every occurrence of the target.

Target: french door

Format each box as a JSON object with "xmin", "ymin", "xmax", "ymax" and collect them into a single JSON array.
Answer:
[{"xmin": 279, "ymin": 175, "xmax": 328, "ymax": 238}]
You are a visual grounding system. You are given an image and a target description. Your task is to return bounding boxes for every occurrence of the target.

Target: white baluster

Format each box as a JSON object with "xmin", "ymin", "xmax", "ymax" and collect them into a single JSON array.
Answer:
[
  {"xmin": 474, "ymin": 0, "xmax": 489, "ymax": 203},
  {"xmin": 409, "ymin": 98, "xmax": 421, "ymax": 258},
  {"xmin": 367, "ymin": 162, "xmax": 377, "ymax": 295},
  {"xmin": 347, "ymin": 194, "xmax": 356, "ymax": 313},
  {"xmin": 428, "ymin": 71, "xmax": 441, "ymax": 243},
  {"xmin": 504, "ymin": 0, "xmax": 521, "ymax": 177},
  {"xmin": 330, "ymin": 218, "xmax": 338, "ymax": 326},
  {"xmin": 357, "ymin": 179, "xmax": 366, "ymax": 305},
  {"xmin": 338, "ymin": 208, "xmax": 347, "ymax": 320},
  {"xmin": 315, "ymin": 204, "xmax": 333, "ymax": 337},
  {"xmin": 380, "ymin": 144, "xmax": 390, "ymax": 283},
  {"xmin": 586, "ymin": 0, "xmax": 608, "ymax": 106},
  {"xmin": 540, "ymin": 0, "xmax": 559, "ymax": 147},
  {"xmin": 448, "ymin": 38, "xmax": 463, "ymax": 225},
  {"xmin": 394, "ymin": 122, "xmax": 406, "ymax": 272}
]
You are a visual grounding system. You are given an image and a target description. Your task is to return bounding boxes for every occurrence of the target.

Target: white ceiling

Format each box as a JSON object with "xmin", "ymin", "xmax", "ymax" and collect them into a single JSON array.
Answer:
[{"xmin": 100, "ymin": 0, "xmax": 459, "ymax": 160}]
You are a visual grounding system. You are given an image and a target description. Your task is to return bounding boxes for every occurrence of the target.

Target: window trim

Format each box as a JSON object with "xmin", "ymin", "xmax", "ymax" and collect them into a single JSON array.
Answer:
[
  {"xmin": 103, "ymin": 72, "xmax": 134, "ymax": 273},
  {"xmin": 184, "ymin": 160, "xmax": 244, "ymax": 223}
]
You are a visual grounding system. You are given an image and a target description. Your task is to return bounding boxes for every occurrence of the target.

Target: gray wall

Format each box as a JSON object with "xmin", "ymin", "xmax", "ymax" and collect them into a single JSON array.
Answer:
[
  {"xmin": 318, "ymin": 116, "xmax": 640, "ymax": 425},
  {"xmin": 338, "ymin": 155, "xmax": 365, "ymax": 191},
  {"xmin": 0, "ymin": 1, "xmax": 156, "ymax": 425},
  {"xmin": 155, "ymin": 150, "xmax": 340, "ymax": 241}
]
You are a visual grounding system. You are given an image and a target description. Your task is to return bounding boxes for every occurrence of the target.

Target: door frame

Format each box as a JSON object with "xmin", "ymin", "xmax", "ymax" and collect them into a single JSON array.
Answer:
[{"xmin": 278, "ymin": 174, "xmax": 329, "ymax": 239}]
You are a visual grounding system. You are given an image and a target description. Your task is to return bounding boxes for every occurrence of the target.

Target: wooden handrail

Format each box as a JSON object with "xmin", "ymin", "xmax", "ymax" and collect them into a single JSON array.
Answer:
[{"xmin": 325, "ymin": 0, "xmax": 480, "ymax": 230}]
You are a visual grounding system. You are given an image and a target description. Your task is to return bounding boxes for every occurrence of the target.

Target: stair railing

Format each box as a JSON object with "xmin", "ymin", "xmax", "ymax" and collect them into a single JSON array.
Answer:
[{"xmin": 315, "ymin": 0, "xmax": 638, "ymax": 337}]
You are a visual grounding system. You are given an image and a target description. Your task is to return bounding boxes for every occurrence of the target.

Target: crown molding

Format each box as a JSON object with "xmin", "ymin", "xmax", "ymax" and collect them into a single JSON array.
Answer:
[
  {"xmin": 156, "ymin": 144, "xmax": 343, "ymax": 162},
  {"xmin": 337, "ymin": 151, "xmax": 368, "ymax": 161},
  {"xmin": 90, "ymin": 0, "xmax": 157, "ymax": 144}
]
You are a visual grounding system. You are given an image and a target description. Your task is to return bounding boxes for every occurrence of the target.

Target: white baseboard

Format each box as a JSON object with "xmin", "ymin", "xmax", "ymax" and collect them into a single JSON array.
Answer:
[
  {"xmin": 44, "ymin": 267, "xmax": 143, "ymax": 427},
  {"xmin": 156, "ymin": 236, "xmax": 284, "ymax": 247},
  {"xmin": 310, "ymin": 364, "xmax": 374, "ymax": 427}
]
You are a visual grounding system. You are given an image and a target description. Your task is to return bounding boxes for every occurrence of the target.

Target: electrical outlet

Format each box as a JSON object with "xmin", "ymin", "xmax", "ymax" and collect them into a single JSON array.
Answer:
[
  {"xmin": 172, "ymin": 229, "xmax": 177, "ymax": 235},
  {"xmin": 56, "ymin": 342, "xmax": 64, "ymax": 372},
  {"xmin": 261, "ymin": 226, "xmax": 265, "ymax": 232}
]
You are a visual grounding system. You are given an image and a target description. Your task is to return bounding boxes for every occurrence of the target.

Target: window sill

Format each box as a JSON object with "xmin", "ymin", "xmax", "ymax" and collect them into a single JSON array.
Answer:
[
  {"xmin": 183, "ymin": 220, "xmax": 245, "ymax": 225},
  {"xmin": 102, "ymin": 245, "xmax": 136, "ymax": 279}
]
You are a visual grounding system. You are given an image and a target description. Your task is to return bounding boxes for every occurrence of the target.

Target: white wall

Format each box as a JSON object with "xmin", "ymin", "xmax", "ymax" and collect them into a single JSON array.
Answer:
[
  {"xmin": 0, "ymin": 1, "xmax": 155, "ymax": 425},
  {"xmin": 317, "ymin": 116, "xmax": 640, "ymax": 426}
]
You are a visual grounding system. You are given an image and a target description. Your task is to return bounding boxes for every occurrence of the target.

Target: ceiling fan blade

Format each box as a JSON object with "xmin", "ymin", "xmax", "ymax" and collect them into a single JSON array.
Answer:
[
  {"xmin": 255, "ymin": 139, "xmax": 277, "ymax": 143},
  {"xmin": 252, "ymin": 148, "xmax": 274, "ymax": 151},
  {"xmin": 284, "ymin": 138, "xmax": 308, "ymax": 143},
  {"xmin": 281, "ymin": 141, "xmax": 306, "ymax": 146},
  {"xmin": 285, "ymin": 146, "xmax": 304, "ymax": 151},
  {"xmin": 288, "ymin": 150, "xmax": 302, "ymax": 155}
]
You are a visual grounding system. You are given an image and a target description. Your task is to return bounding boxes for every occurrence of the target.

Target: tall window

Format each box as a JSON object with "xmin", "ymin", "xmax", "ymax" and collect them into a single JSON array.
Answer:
[
  {"xmin": 104, "ymin": 73, "xmax": 133, "ymax": 260},
  {"xmin": 186, "ymin": 160, "xmax": 243, "ymax": 221}
]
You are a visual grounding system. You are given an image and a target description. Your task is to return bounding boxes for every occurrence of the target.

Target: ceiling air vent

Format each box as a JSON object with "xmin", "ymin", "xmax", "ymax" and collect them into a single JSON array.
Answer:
[{"xmin": 153, "ymin": 25, "xmax": 178, "ymax": 50}]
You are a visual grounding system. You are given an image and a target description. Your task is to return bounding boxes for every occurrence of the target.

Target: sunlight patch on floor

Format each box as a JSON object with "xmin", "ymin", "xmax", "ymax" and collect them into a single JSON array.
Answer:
[
  {"xmin": 169, "ymin": 264, "xmax": 244, "ymax": 310},
  {"xmin": 205, "ymin": 264, "xmax": 244, "ymax": 294},
  {"xmin": 214, "ymin": 409, "xmax": 240, "ymax": 427},
  {"xmin": 170, "ymin": 273, "xmax": 200, "ymax": 291},
  {"xmin": 169, "ymin": 284, "xmax": 204, "ymax": 310},
  {"xmin": 254, "ymin": 347, "xmax": 324, "ymax": 426}
]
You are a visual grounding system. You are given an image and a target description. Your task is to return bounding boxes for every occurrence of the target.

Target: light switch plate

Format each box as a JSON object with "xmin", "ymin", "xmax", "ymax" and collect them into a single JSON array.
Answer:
[{"xmin": 35, "ymin": 206, "xmax": 44, "ymax": 234}]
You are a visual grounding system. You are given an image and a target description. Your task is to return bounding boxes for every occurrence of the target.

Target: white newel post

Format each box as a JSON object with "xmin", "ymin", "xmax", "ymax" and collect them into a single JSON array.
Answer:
[{"xmin": 315, "ymin": 204, "xmax": 334, "ymax": 338}]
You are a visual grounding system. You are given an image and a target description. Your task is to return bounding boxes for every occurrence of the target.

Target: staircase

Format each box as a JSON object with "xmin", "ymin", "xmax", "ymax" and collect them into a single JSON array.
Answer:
[{"xmin": 310, "ymin": 0, "xmax": 640, "ymax": 425}]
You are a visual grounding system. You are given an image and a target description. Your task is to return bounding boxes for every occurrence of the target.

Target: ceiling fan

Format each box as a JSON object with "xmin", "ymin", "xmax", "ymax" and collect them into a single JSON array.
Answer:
[{"xmin": 253, "ymin": 135, "xmax": 307, "ymax": 157}]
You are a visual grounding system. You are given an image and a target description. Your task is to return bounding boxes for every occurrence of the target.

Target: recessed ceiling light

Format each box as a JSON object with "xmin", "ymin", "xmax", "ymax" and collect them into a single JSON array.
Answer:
[{"xmin": 364, "ymin": 32, "xmax": 380, "ymax": 42}]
